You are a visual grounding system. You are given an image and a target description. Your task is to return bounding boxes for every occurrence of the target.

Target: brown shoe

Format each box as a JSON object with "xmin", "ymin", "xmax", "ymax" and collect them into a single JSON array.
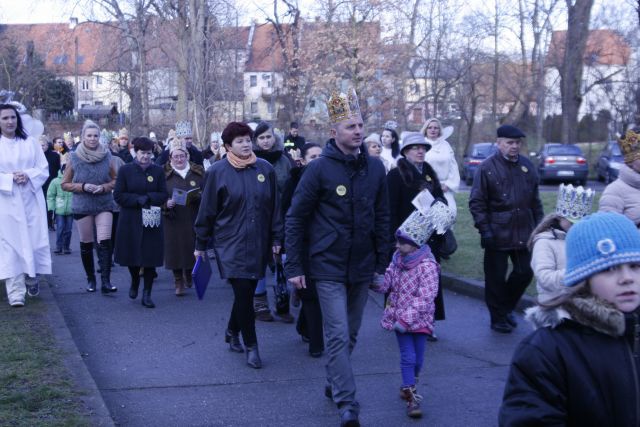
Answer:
[
  {"xmin": 254, "ymin": 294, "xmax": 274, "ymax": 322},
  {"xmin": 175, "ymin": 277, "xmax": 185, "ymax": 297},
  {"xmin": 400, "ymin": 386, "xmax": 423, "ymax": 418}
]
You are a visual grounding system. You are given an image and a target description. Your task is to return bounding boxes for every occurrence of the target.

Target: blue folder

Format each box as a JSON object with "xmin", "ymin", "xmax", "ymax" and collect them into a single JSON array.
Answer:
[{"xmin": 192, "ymin": 255, "xmax": 212, "ymax": 300}]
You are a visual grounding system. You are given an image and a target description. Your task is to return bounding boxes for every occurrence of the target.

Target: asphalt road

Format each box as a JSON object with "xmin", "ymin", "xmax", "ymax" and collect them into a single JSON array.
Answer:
[{"xmin": 47, "ymin": 231, "xmax": 532, "ymax": 426}]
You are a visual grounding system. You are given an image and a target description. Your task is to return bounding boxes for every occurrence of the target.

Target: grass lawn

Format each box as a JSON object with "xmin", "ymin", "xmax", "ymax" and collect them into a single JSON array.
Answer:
[
  {"xmin": 0, "ymin": 293, "xmax": 90, "ymax": 426},
  {"xmin": 442, "ymin": 191, "xmax": 601, "ymax": 294}
]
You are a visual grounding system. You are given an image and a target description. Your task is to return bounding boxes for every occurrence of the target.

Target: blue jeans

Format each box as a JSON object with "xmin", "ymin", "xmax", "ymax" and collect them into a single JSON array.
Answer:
[
  {"xmin": 395, "ymin": 332, "xmax": 427, "ymax": 387},
  {"xmin": 316, "ymin": 280, "xmax": 370, "ymax": 415},
  {"xmin": 55, "ymin": 214, "xmax": 74, "ymax": 250}
]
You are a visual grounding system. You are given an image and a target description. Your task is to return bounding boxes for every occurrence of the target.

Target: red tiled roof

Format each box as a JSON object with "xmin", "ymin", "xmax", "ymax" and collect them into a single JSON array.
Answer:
[{"xmin": 547, "ymin": 29, "xmax": 631, "ymax": 67}]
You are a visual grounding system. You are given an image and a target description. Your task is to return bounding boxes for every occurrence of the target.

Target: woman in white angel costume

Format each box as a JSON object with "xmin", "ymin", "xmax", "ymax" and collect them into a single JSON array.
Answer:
[
  {"xmin": 0, "ymin": 102, "xmax": 50, "ymax": 306},
  {"xmin": 421, "ymin": 118, "xmax": 460, "ymax": 216}
]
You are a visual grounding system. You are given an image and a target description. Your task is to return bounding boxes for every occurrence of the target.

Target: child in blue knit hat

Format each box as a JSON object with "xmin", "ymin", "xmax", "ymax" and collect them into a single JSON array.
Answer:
[{"xmin": 500, "ymin": 212, "xmax": 640, "ymax": 425}]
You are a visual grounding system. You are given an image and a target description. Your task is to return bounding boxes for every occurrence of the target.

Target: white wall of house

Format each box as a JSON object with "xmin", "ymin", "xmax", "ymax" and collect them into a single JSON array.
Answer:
[{"xmin": 243, "ymin": 71, "xmax": 282, "ymax": 122}]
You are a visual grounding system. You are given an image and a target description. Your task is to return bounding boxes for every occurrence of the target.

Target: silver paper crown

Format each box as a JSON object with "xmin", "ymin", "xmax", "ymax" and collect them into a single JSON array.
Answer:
[
  {"xmin": 397, "ymin": 202, "xmax": 455, "ymax": 246},
  {"xmin": 555, "ymin": 184, "xmax": 595, "ymax": 222},
  {"xmin": 384, "ymin": 120, "xmax": 398, "ymax": 131},
  {"xmin": 175, "ymin": 120, "xmax": 193, "ymax": 138}
]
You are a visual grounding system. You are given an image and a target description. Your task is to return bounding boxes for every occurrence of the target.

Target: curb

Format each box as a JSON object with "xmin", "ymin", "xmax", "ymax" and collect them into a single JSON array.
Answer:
[
  {"xmin": 441, "ymin": 272, "xmax": 536, "ymax": 312},
  {"xmin": 40, "ymin": 278, "xmax": 115, "ymax": 427}
]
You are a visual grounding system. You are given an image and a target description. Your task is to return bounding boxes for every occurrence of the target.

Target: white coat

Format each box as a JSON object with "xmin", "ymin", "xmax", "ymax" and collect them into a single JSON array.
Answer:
[
  {"xmin": 425, "ymin": 137, "xmax": 460, "ymax": 216},
  {"xmin": 0, "ymin": 135, "xmax": 51, "ymax": 280}
]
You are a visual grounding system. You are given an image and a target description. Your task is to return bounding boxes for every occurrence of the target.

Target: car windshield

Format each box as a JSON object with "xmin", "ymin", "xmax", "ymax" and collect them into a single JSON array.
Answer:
[
  {"xmin": 547, "ymin": 145, "xmax": 582, "ymax": 156},
  {"xmin": 473, "ymin": 145, "xmax": 494, "ymax": 157}
]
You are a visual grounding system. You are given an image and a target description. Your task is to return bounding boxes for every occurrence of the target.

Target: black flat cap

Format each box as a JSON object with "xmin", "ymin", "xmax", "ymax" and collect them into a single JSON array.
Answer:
[{"xmin": 497, "ymin": 125, "xmax": 526, "ymax": 139}]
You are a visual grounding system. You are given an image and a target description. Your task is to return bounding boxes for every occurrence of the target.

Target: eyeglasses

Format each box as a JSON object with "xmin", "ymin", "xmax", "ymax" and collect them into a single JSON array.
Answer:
[{"xmin": 172, "ymin": 154, "xmax": 187, "ymax": 159}]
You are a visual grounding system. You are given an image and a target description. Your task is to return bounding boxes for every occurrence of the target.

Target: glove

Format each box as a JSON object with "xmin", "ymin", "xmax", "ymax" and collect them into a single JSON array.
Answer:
[
  {"xmin": 480, "ymin": 236, "xmax": 495, "ymax": 249},
  {"xmin": 393, "ymin": 321, "xmax": 407, "ymax": 334}
]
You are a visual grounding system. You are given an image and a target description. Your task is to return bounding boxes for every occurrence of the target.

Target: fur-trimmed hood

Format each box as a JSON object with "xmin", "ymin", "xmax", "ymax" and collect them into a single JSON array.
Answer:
[
  {"xmin": 525, "ymin": 295, "xmax": 626, "ymax": 337},
  {"xmin": 164, "ymin": 161, "xmax": 205, "ymax": 178}
]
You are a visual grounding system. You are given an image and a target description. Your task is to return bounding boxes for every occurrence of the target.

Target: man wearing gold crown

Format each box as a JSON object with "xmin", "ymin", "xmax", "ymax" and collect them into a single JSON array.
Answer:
[
  {"xmin": 285, "ymin": 88, "xmax": 390, "ymax": 427},
  {"xmin": 155, "ymin": 120, "xmax": 204, "ymax": 167},
  {"xmin": 599, "ymin": 127, "xmax": 640, "ymax": 226}
]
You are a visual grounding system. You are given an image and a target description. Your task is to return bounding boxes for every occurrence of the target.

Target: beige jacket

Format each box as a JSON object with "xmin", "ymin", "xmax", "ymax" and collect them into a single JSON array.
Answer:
[
  {"xmin": 599, "ymin": 164, "xmax": 640, "ymax": 226},
  {"xmin": 530, "ymin": 229, "xmax": 567, "ymax": 304}
]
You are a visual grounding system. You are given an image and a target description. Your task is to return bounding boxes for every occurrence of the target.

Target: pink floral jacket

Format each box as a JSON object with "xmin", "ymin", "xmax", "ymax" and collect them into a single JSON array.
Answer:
[{"xmin": 372, "ymin": 257, "xmax": 440, "ymax": 333}]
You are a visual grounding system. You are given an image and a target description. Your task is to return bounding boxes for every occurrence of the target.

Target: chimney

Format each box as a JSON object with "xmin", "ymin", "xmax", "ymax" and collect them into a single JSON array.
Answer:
[{"xmin": 69, "ymin": 17, "xmax": 78, "ymax": 30}]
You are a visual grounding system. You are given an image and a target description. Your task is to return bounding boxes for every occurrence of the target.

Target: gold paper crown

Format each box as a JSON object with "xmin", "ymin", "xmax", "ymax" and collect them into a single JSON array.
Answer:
[
  {"xmin": 619, "ymin": 129, "xmax": 640, "ymax": 163},
  {"xmin": 63, "ymin": 131, "xmax": 73, "ymax": 143},
  {"xmin": 326, "ymin": 88, "xmax": 361, "ymax": 124}
]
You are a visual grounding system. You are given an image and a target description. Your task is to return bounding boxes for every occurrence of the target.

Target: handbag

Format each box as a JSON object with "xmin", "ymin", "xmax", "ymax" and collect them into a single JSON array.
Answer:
[
  {"xmin": 273, "ymin": 263, "xmax": 290, "ymax": 315},
  {"xmin": 439, "ymin": 229, "xmax": 458, "ymax": 258}
]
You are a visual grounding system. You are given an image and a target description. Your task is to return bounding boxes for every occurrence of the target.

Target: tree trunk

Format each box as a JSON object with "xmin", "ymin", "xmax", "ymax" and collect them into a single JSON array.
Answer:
[{"xmin": 560, "ymin": 0, "xmax": 594, "ymax": 144}]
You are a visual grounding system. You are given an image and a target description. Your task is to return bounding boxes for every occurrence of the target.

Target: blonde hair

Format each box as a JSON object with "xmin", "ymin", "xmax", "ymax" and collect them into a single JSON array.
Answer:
[{"xmin": 81, "ymin": 120, "xmax": 100, "ymax": 138}]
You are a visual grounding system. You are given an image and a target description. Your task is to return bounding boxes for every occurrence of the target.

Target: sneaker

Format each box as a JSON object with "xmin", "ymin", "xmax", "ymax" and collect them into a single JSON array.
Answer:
[
  {"xmin": 426, "ymin": 332, "xmax": 438, "ymax": 342},
  {"xmin": 26, "ymin": 282, "xmax": 39, "ymax": 297},
  {"xmin": 63, "ymin": 248, "xmax": 72, "ymax": 255},
  {"xmin": 274, "ymin": 312, "xmax": 295, "ymax": 323},
  {"xmin": 53, "ymin": 248, "xmax": 63, "ymax": 254},
  {"xmin": 400, "ymin": 386, "xmax": 423, "ymax": 418},
  {"xmin": 10, "ymin": 301, "xmax": 25, "ymax": 307}
]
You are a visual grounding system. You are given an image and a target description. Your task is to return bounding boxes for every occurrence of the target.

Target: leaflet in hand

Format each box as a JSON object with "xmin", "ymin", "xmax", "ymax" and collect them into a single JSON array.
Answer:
[
  {"xmin": 172, "ymin": 187, "xmax": 200, "ymax": 206},
  {"xmin": 412, "ymin": 189, "xmax": 435, "ymax": 216}
]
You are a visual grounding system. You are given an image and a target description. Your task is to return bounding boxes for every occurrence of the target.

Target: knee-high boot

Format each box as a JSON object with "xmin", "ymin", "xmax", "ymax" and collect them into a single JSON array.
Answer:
[
  {"xmin": 97, "ymin": 240, "xmax": 117, "ymax": 294},
  {"xmin": 128, "ymin": 266, "xmax": 141, "ymax": 299},
  {"xmin": 141, "ymin": 269, "xmax": 156, "ymax": 308},
  {"xmin": 80, "ymin": 242, "xmax": 97, "ymax": 292}
]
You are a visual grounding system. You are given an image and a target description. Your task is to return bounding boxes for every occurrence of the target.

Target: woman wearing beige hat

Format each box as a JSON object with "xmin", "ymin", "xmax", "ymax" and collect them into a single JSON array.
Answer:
[{"xmin": 162, "ymin": 139, "xmax": 205, "ymax": 296}]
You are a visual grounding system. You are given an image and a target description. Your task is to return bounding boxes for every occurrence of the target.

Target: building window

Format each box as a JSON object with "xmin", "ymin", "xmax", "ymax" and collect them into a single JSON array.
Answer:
[
  {"xmin": 94, "ymin": 101, "xmax": 103, "ymax": 106},
  {"xmin": 250, "ymin": 75, "xmax": 257, "ymax": 87},
  {"xmin": 267, "ymin": 102, "xmax": 274, "ymax": 114},
  {"xmin": 96, "ymin": 75, "xmax": 102, "ymax": 85},
  {"xmin": 250, "ymin": 102, "xmax": 258, "ymax": 114},
  {"xmin": 81, "ymin": 79, "xmax": 89, "ymax": 91},
  {"xmin": 309, "ymin": 99, "xmax": 316, "ymax": 108}
]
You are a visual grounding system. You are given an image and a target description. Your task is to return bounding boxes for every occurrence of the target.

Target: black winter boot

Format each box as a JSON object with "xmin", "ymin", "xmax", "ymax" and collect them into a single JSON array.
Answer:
[
  {"xmin": 141, "ymin": 269, "xmax": 155, "ymax": 308},
  {"xmin": 97, "ymin": 240, "xmax": 117, "ymax": 294},
  {"xmin": 128, "ymin": 267, "xmax": 140, "ymax": 299},
  {"xmin": 245, "ymin": 344, "xmax": 262, "ymax": 369},
  {"xmin": 80, "ymin": 242, "xmax": 97, "ymax": 292}
]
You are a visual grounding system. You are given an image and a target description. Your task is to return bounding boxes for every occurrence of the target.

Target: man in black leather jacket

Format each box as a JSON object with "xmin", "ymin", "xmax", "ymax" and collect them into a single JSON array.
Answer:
[{"xmin": 469, "ymin": 125, "xmax": 543, "ymax": 333}]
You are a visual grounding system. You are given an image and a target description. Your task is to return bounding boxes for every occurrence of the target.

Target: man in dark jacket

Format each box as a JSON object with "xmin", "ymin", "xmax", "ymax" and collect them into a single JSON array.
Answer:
[
  {"xmin": 469, "ymin": 125, "xmax": 543, "ymax": 333},
  {"xmin": 283, "ymin": 121, "xmax": 306, "ymax": 153},
  {"xmin": 286, "ymin": 90, "xmax": 389, "ymax": 427}
]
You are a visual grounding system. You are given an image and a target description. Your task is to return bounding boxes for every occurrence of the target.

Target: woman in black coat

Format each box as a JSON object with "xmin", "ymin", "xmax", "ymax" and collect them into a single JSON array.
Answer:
[
  {"xmin": 40, "ymin": 136, "xmax": 61, "ymax": 230},
  {"xmin": 281, "ymin": 142, "xmax": 324, "ymax": 357},
  {"xmin": 387, "ymin": 132, "xmax": 447, "ymax": 339},
  {"xmin": 194, "ymin": 122, "xmax": 282, "ymax": 369},
  {"xmin": 114, "ymin": 137, "xmax": 168, "ymax": 308}
]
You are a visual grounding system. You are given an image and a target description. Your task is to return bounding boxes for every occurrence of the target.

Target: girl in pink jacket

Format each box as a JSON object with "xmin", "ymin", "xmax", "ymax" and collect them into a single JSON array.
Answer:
[{"xmin": 371, "ymin": 211, "xmax": 440, "ymax": 419}]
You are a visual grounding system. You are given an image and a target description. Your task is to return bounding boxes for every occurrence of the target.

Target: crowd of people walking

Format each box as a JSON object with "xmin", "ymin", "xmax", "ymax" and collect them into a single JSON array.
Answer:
[{"xmin": 3, "ymin": 91, "xmax": 640, "ymax": 426}]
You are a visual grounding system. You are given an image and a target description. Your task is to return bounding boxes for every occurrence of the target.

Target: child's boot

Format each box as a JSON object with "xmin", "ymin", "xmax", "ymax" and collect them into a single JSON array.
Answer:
[{"xmin": 400, "ymin": 386, "xmax": 423, "ymax": 418}]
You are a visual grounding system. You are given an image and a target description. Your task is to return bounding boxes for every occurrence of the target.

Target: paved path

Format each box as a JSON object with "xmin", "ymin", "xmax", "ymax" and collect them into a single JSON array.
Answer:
[{"xmin": 48, "ymin": 233, "xmax": 531, "ymax": 426}]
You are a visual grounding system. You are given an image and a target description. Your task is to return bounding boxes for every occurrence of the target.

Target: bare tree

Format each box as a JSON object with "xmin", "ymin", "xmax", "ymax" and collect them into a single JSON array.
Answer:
[{"xmin": 559, "ymin": 0, "xmax": 595, "ymax": 144}]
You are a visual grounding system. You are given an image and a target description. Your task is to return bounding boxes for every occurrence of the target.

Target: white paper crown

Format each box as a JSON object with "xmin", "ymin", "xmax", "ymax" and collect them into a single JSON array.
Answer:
[
  {"xmin": 326, "ymin": 88, "xmax": 361, "ymax": 124},
  {"xmin": 175, "ymin": 120, "xmax": 193, "ymax": 138},
  {"xmin": 555, "ymin": 184, "xmax": 595, "ymax": 222},
  {"xmin": 397, "ymin": 201, "xmax": 455, "ymax": 246}
]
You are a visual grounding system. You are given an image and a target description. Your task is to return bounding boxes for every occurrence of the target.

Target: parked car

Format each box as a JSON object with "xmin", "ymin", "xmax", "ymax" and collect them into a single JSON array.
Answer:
[
  {"xmin": 536, "ymin": 143, "xmax": 588, "ymax": 185},
  {"xmin": 596, "ymin": 140, "xmax": 623, "ymax": 183},
  {"xmin": 462, "ymin": 142, "xmax": 496, "ymax": 185}
]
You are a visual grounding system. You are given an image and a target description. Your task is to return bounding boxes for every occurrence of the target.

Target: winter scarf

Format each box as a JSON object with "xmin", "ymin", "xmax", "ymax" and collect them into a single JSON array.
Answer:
[
  {"xmin": 75, "ymin": 141, "xmax": 108, "ymax": 164},
  {"xmin": 255, "ymin": 149, "xmax": 283, "ymax": 165},
  {"xmin": 227, "ymin": 150, "xmax": 257, "ymax": 169},
  {"xmin": 392, "ymin": 244, "xmax": 435, "ymax": 270}
]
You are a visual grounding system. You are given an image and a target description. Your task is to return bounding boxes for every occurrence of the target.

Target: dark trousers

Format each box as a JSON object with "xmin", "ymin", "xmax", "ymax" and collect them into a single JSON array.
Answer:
[
  {"xmin": 227, "ymin": 279, "xmax": 258, "ymax": 346},
  {"xmin": 483, "ymin": 248, "xmax": 533, "ymax": 323}
]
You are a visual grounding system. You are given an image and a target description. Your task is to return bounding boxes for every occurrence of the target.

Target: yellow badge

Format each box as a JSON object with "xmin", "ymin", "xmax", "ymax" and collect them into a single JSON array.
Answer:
[
  {"xmin": 521, "ymin": 166, "xmax": 528, "ymax": 173},
  {"xmin": 336, "ymin": 185, "xmax": 347, "ymax": 196},
  {"xmin": 257, "ymin": 174, "xmax": 265, "ymax": 183},
  {"xmin": 147, "ymin": 176, "xmax": 154, "ymax": 183},
  {"xmin": 190, "ymin": 180, "xmax": 196, "ymax": 187}
]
